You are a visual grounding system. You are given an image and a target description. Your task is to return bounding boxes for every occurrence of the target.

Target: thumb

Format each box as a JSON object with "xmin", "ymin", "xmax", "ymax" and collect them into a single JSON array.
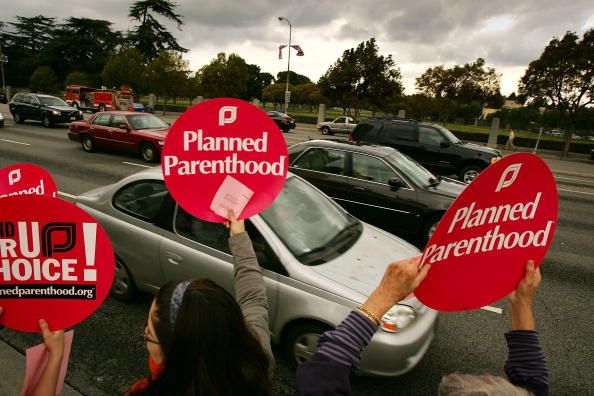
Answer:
[
  {"xmin": 412, "ymin": 264, "xmax": 431, "ymax": 290},
  {"xmin": 39, "ymin": 319, "xmax": 51, "ymax": 338}
]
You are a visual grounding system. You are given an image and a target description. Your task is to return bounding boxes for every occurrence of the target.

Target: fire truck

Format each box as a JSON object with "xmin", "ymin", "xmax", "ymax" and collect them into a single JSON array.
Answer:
[{"xmin": 65, "ymin": 85, "xmax": 134, "ymax": 112}]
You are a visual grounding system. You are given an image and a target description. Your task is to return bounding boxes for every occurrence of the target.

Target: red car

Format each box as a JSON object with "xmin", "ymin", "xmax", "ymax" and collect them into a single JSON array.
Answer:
[{"xmin": 69, "ymin": 111, "xmax": 169, "ymax": 162}]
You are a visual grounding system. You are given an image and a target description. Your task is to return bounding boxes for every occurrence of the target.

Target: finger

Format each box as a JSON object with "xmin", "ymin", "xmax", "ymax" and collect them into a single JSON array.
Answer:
[
  {"xmin": 224, "ymin": 221, "xmax": 230, "ymax": 229},
  {"xmin": 227, "ymin": 209, "xmax": 237, "ymax": 221},
  {"xmin": 0, "ymin": 306, "xmax": 3, "ymax": 316},
  {"xmin": 526, "ymin": 260, "xmax": 535, "ymax": 273},
  {"xmin": 39, "ymin": 319, "xmax": 51, "ymax": 337},
  {"xmin": 413, "ymin": 264, "xmax": 431, "ymax": 289}
]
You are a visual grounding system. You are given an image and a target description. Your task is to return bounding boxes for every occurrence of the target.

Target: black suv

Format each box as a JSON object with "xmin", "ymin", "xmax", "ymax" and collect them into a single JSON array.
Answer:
[
  {"xmin": 9, "ymin": 93, "xmax": 83, "ymax": 128},
  {"xmin": 266, "ymin": 110, "xmax": 296, "ymax": 133},
  {"xmin": 350, "ymin": 118, "xmax": 501, "ymax": 183}
]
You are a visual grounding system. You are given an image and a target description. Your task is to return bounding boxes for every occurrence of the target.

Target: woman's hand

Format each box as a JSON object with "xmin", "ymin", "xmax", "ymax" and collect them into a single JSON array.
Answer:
[
  {"xmin": 39, "ymin": 319, "xmax": 65, "ymax": 360},
  {"xmin": 224, "ymin": 210, "xmax": 245, "ymax": 237}
]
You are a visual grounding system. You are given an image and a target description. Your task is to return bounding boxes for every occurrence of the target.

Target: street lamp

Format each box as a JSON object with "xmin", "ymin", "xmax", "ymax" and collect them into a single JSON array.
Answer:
[{"xmin": 278, "ymin": 16, "xmax": 292, "ymax": 114}]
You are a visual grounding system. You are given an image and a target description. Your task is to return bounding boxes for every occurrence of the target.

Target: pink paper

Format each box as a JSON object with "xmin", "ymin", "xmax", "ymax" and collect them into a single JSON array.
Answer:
[
  {"xmin": 210, "ymin": 175, "xmax": 254, "ymax": 219},
  {"xmin": 21, "ymin": 330, "xmax": 74, "ymax": 396}
]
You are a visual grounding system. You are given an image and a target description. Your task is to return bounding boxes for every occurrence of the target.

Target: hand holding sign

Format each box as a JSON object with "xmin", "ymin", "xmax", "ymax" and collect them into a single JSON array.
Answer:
[{"xmin": 415, "ymin": 153, "xmax": 557, "ymax": 312}]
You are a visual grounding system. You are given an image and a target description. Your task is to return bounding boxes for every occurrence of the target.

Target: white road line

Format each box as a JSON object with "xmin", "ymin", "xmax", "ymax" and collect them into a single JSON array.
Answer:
[
  {"xmin": 555, "ymin": 176, "xmax": 594, "ymax": 184},
  {"xmin": 481, "ymin": 305, "xmax": 503, "ymax": 314},
  {"xmin": 558, "ymin": 188, "xmax": 594, "ymax": 196},
  {"xmin": 122, "ymin": 161, "xmax": 151, "ymax": 168},
  {"xmin": 553, "ymin": 170, "xmax": 594, "ymax": 178},
  {"xmin": 0, "ymin": 138, "xmax": 30, "ymax": 146},
  {"xmin": 58, "ymin": 191, "xmax": 77, "ymax": 199}
]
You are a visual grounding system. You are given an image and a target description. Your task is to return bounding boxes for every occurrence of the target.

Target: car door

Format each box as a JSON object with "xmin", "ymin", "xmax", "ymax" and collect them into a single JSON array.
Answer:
[
  {"xmin": 345, "ymin": 117, "xmax": 357, "ymax": 133},
  {"xmin": 289, "ymin": 147, "xmax": 352, "ymax": 206},
  {"xmin": 347, "ymin": 153, "xmax": 421, "ymax": 235},
  {"xmin": 380, "ymin": 122, "xmax": 420, "ymax": 158},
  {"xmin": 417, "ymin": 125, "xmax": 458, "ymax": 175},
  {"xmin": 22, "ymin": 95, "xmax": 36, "ymax": 120},
  {"xmin": 90, "ymin": 113, "xmax": 112, "ymax": 147},
  {"xmin": 333, "ymin": 117, "xmax": 346, "ymax": 133},
  {"xmin": 108, "ymin": 114, "xmax": 137, "ymax": 152}
]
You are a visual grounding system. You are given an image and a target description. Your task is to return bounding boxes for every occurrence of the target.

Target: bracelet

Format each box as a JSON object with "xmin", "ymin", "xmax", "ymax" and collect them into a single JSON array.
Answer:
[{"xmin": 356, "ymin": 306, "xmax": 381, "ymax": 326}]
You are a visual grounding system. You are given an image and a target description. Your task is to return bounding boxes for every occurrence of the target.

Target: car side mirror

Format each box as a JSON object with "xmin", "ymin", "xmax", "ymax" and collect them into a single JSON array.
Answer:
[
  {"xmin": 119, "ymin": 124, "xmax": 129, "ymax": 130},
  {"xmin": 440, "ymin": 140, "xmax": 450, "ymax": 148},
  {"xmin": 388, "ymin": 178, "xmax": 404, "ymax": 189}
]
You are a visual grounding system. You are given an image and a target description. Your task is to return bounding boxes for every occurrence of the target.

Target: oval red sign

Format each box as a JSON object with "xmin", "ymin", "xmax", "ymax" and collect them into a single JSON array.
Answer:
[{"xmin": 0, "ymin": 164, "xmax": 58, "ymax": 199}]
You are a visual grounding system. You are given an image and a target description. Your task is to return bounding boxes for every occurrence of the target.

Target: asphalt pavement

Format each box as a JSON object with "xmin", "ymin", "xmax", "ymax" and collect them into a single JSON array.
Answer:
[{"xmin": 0, "ymin": 106, "xmax": 592, "ymax": 395}]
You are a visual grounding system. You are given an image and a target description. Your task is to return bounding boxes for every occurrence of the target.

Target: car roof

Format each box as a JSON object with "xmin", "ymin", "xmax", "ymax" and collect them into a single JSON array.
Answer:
[
  {"xmin": 130, "ymin": 167, "xmax": 296, "ymax": 181},
  {"xmin": 293, "ymin": 139, "xmax": 399, "ymax": 157},
  {"xmin": 94, "ymin": 111, "xmax": 144, "ymax": 115},
  {"xmin": 23, "ymin": 93, "xmax": 59, "ymax": 98}
]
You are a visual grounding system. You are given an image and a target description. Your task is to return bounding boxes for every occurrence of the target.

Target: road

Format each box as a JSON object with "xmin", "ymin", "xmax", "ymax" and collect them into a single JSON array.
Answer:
[{"xmin": 0, "ymin": 111, "xmax": 592, "ymax": 395}]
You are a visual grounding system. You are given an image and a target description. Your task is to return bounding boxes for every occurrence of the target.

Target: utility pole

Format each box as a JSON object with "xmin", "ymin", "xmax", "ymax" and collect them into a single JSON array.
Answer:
[
  {"xmin": 278, "ymin": 17, "xmax": 292, "ymax": 114},
  {"xmin": 0, "ymin": 40, "xmax": 6, "ymax": 94}
]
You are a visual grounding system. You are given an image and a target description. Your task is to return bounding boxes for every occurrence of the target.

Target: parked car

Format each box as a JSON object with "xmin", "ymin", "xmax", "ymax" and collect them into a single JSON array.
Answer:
[
  {"xmin": 590, "ymin": 148, "xmax": 594, "ymax": 161},
  {"xmin": 350, "ymin": 117, "xmax": 501, "ymax": 183},
  {"xmin": 317, "ymin": 116, "xmax": 357, "ymax": 135},
  {"xmin": 0, "ymin": 91, "xmax": 7, "ymax": 104},
  {"xmin": 0, "ymin": 112, "xmax": 4, "ymax": 128},
  {"xmin": 68, "ymin": 111, "xmax": 168, "ymax": 162},
  {"xmin": 266, "ymin": 110, "xmax": 296, "ymax": 132},
  {"xmin": 9, "ymin": 93, "xmax": 83, "ymax": 128},
  {"xmin": 75, "ymin": 169, "xmax": 438, "ymax": 376},
  {"xmin": 289, "ymin": 140, "xmax": 465, "ymax": 242},
  {"xmin": 133, "ymin": 103, "xmax": 154, "ymax": 113}
]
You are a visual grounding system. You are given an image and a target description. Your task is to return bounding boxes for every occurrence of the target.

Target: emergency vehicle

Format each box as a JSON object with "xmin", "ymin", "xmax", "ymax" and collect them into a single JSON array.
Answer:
[{"xmin": 65, "ymin": 85, "xmax": 134, "ymax": 112}]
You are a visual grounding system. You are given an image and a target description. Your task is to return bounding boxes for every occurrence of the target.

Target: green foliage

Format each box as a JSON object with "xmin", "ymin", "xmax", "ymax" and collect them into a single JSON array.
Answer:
[
  {"xmin": 101, "ymin": 48, "xmax": 146, "ymax": 94},
  {"xmin": 65, "ymin": 71, "xmax": 90, "ymax": 86},
  {"xmin": 29, "ymin": 66, "xmax": 60, "ymax": 93},
  {"xmin": 292, "ymin": 83, "xmax": 325, "ymax": 105},
  {"xmin": 197, "ymin": 53, "xmax": 252, "ymax": 99},
  {"xmin": 262, "ymin": 83, "xmax": 292, "ymax": 104},
  {"xmin": 276, "ymin": 71, "xmax": 311, "ymax": 86},
  {"xmin": 146, "ymin": 51, "xmax": 190, "ymax": 113}
]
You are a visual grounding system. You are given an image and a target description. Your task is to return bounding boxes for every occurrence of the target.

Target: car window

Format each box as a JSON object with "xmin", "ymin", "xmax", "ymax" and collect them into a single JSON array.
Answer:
[
  {"xmin": 38, "ymin": 96, "xmax": 67, "ymax": 106},
  {"xmin": 128, "ymin": 114, "xmax": 168, "ymax": 130},
  {"xmin": 334, "ymin": 117, "xmax": 345, "ymax": 124},
  {"xmin": 110, "ymin": 115, "xmax": 127, "ymax": 128},
  {"xmin": 419, "ymin": 126, "xmax": 443, "ymax": 146},
  {"xmin": 386, "ymin": 122, "xmax": 415, "ymax": 142},
  {"xmin": 21, "ymin": 95, "xmax": 31, "ymax": 104},
  {"xmin": 294, "ymin": 148, "xmax": 346, "ymax": 175},
  {"xmin": 352, "ymin": 153, "xmax": 397, "ymax": 184},
  {"xmin": 30, "ymin": 96, "xmax": 40, "ymax": 105},
  {"xmin": 93, "ymin": 114, "xmax": 111, "ymax": 126},
  {"xmin": 174, "ymin": 206, "xmax": 230, "ymax": 254},
  {"xmin": 12, "ymin": 94, "xmax": 22, "ymax": 103},
  {"xmin": 113, "ymin": 181, "xmax": 169, "ymax": 221},
  {"xmin": 351, "ymin": 122, "xmax": 381, "ymax": 141},
  {"xmin": 245, "ymin": 221, "xmax": 288, "ymax": 276}
]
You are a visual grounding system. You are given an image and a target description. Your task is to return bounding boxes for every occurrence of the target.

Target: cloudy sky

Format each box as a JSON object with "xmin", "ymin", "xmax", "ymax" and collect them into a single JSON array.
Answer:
[{"xmin": 2, "ymin": 0, "xmax": 593, "ymax": 95}]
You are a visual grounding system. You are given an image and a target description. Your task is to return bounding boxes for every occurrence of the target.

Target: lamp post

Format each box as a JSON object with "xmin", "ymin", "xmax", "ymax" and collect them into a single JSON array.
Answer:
[
  {"xmin": 0, "ymin": 40, "xmax": 6, "ymax": 94},
  {"xmin": 278, "ymin": 16, "xmax": 292, "ymax": 114}
]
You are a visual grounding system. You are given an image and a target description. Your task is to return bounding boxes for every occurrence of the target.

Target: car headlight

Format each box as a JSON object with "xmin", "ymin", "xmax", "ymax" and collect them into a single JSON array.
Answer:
[
  {"xmin": 380, "ymin": 304, "xmax": 416, "ymax": 333},
  {"xmin": 78, "ymin": 110, "xmax": 83, "ymax": 115},
  {"xmin": 52, "ymin": 110, "xmax": 60, "ymax": 116},
  {"xmin": 158, "ymin": 140, "xmax": 165, "ymax": 146}
]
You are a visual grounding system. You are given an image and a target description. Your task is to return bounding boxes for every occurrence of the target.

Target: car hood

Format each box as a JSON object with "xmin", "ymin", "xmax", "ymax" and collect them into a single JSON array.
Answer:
[
  {"xmin": 138, "ymin": 128, "xmax": 169, "ymax": 138},
  {"xmin": 48, "ymin": 105, "xmax": 77, "ymax": 112},
  {"xmin": 310, "ymin": 224, "xmax": 419, "ymax": 296},
  {"xmin": 425, "ymin": 178, "xmax": 466, "ymax": 198},
  {"xmin": 460, "ymin": 142, "xmax": 499, "ymax": 156}
]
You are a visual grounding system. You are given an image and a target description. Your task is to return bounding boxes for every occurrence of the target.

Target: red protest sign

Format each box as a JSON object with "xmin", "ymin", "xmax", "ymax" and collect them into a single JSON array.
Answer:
[
  {"xmin": 0, "ymin": 164, "xmax": 58, "ymax": 199},
  {"xmin": 161, "ymin": 98, "xmax": 288, "ymax": 222},
  {"xmin": 414, "ymin": 153, "xmax": 558, "ymax": 312},
  {"xmin": 0, "ymin": 195, "xmax": 115, "ymax": 332}
]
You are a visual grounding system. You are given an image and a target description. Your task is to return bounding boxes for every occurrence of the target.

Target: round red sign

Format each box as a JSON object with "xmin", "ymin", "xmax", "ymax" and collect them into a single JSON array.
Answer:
[
  {"xmin": 0, "ymin": 164, "xmax": 58, "ymax": 199},
  {"xmin": 0, "ymin": 195, "xmax": 115, "ymax": 332},
  {"xmin": 414, "ymin": 153, "xmax": 558, "ymax": 312},
  {"xmin": 161, "ymin": 98, "xmax": 288, "ymax": 222}
]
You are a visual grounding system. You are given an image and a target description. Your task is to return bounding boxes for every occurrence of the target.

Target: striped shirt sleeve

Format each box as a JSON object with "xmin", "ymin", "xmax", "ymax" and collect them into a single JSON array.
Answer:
[
  {"xmin": 504, "ymin": 330, "xmax": 550, "ymax": 396},
  {"xmin": 315, "ymin": 310, "xmax": 379, "ymax": 369}
]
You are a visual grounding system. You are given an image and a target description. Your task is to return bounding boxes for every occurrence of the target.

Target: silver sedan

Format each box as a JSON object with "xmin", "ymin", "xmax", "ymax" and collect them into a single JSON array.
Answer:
[{"xmin": 75, "ymin": 168, "xmax": 438, "ymax": 376}]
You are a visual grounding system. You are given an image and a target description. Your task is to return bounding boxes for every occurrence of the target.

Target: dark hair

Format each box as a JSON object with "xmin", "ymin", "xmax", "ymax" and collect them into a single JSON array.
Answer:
[{"xmin": 131, "ymin": 278, "xmax": 272, "ymax": 396}]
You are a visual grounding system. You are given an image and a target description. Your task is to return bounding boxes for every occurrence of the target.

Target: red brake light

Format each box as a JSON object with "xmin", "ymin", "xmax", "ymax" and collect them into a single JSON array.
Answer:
[
  {"xmin": 284, "ymin": 118, "xmax": 290, "ymax": 122},
  {"xmin": 348, "ymin": 135, "xmax": 353, "ymax": 142}
]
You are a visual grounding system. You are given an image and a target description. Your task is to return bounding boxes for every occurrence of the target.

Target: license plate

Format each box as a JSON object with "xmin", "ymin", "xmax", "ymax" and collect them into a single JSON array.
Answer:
[{"xmin": 70, "ymin": 117, "xmax": 76, "ymax": 121}]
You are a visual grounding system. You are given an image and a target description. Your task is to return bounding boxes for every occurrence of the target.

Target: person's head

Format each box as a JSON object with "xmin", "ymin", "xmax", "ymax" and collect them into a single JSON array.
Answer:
[
  {"xmin": 438, "ymin": 373, "xmax": 530, "ymax": 396},
  {"xmin": 135, "ymin": 278, "xmax": 272, "ymax": 396}
]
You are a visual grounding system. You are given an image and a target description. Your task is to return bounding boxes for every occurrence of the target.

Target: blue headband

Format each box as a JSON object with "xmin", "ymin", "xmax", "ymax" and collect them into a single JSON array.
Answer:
[{"xmin": 169, "ymin": 280, "xmax": 191, "ymax": 327}]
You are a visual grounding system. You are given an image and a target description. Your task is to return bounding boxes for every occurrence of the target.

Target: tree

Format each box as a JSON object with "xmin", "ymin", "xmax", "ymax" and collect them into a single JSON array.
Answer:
[
  {"xmin": 318, "ymin": 38, "xmax": 403, "ymax": 119},
  {"xmin": 29, "ymin": 66, "xmax": 60, "ymax": 93},
  {"xmin": 146, "ymin": 50, "xmax": 189, "ymax": 114},
  {"xmin": 65, "ymin": 71, "xmax": 90, "ymax": 86},
  {"xmin": 197, "ymin": 53, "xmax": 250, "ymax": 99},
  {"xmin": 276, "ymin": 71, "xmax": 311, "ymax": 87},
  {"xmin": 263, "ymin": 83, "xmax": 292, "ymax": 107},
  {"xmin": 128, "ymin": 0, "xmax": 187, "ymax": 62},
  {"xmin": 292, "ymin": 83, "xmax": 325, "ymax": 110},
  {"xmin": 102, "ymin": 48, "xmax": 146, "ymax": 94},
  {"xmin": 519, "ymin": 29, "xmax": 594, "ymax": 157}
]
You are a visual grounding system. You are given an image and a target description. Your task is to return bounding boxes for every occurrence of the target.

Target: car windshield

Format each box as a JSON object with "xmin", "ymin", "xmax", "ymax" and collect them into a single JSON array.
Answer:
[
  {"xmin": 435, "ymin": 125, "xmax": 462, "ymax": 144},
  {"xmin": 260, "ymin": 177, "xmax": 361, "ymax": 265},
  {"xmin": 127, "ymin": 114, "xmax": 169, "ymax": 130},
  {"xmin": 386, "ymin": 151, "xmax": 437, "ymax": 188},
  {"xmin": 38, "ymin": 97, "xmax": 68, "ymax": 106}
]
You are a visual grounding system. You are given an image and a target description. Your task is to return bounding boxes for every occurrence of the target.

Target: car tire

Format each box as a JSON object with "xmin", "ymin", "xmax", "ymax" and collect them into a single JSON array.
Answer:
[
  {"xmin": 459, "ymin": 164, "xmax": 485, "ymax": 184},
  {"xmin": 140, "ymin": 142, "xmax": 158, "ymax": 162},
  {"xmin": 13, "ymin": 112, "xmax": 24, "ymax": 124},
  {"xmin": 42, "ymin": 114, "xmax": 54, "ymax": 128},
  {"xmin": 98, "ymin": 104, "xmax": 106, "ymax": 112},
  {"xmin": 110, "ymin": 257, "xmax": 136, "ymax": 302},
  {"xmin": 321, "ymin": 126, "xmax": 332, "ymax": 135},
  {"xmin": 423, "ymin": 214, "xmax": 443, "ymax": 244},
  {"xmin": 283, "ymin": 321, "xmax": 333, "ymax": 370},
  {"xmin": 81, "ymin": 134, "xmax": 95, "ymax": 152}
]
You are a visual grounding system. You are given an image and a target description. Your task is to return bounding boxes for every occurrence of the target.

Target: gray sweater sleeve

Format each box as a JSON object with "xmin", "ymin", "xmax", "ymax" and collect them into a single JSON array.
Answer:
[{"xmin": 229, "ymin": 231, "xmax": 275, "ymax": 377}]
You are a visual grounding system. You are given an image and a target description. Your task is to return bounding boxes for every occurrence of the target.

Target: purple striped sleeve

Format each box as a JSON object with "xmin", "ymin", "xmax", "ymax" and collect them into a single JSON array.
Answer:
[
  {"xmin": 504, "ymin": 330, "xmax": 550, "ymax": 396},
  {"xmin": 316, "ymin": 310, "xmax": 379, "ymax": 369}
]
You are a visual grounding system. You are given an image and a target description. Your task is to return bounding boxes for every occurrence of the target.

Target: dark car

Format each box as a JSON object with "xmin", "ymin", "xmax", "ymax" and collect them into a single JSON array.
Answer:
[
  {"xmin": 350, "ymin": 117, "xmax": 501, "ymax": 183},
  {"xmin": 288, "ymin": 139, "xmax": 466, "ymax": 243},
  {"xmin": 266, "ymin": 110, "xmax": 296, "ymax": 133},
  {"xmin": 9, "ymin": 93, "xmax": 83, "ymax": 128},
  {"xmin": 0, "ymin": 92, "xmax": 7, "ymax": 104},
  {"xmin": 68, "ymin": 111, "xmax": 169, "ymax": 162},
  {"xmin": 133, "ymin": 103, "xmax": 154, "ymax": 113},
  {"xmin": 590, "ymin": 148, "xmax": 594, "ymax": 161}
]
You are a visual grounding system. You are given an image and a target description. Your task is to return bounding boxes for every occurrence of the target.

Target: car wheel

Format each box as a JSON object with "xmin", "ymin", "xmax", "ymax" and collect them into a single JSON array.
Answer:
[
  {"xmin": 423, "ymin": 214, "xmax": 443, "ymax": 244},
  {"xmin": 13, "ymin": 112, "xmax": 24, "ymax": 124},
  {"xmin": 321, "ymin": 126, "xmax": 332, "ymax": 135},
  {"xmin": 459, "ymin": 164, "xmax": 484, "ymax": 183},
  {"xmin": 110, "ymin": 257, "xmax": 136, "ymax": 302},
  {"xmin": 98, "ymin": 104, "xmax": 106, "ymax": 112},
  {"xmin": 140, "ymin": 142, "xmax": 158, "ymax": 162},
  {"xmin": 42, "ymin": 114, "xmax": 54, "ymax": 128},
  {"xmin": 283, "ymin": 322, "xmax": 332, "ymax": 370},
  {"xmin": 81, "ymin": 134, "xmax": 95, "ymax": 152}
]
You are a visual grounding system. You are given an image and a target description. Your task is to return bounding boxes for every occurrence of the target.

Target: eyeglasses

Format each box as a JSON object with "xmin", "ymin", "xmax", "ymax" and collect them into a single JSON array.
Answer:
[{"xmin": 139, "ymin": 321, "xmax": 159, "ymax": 344}]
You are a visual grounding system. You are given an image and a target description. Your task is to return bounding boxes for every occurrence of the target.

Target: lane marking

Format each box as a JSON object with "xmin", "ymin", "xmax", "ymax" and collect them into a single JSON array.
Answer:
[
  {"xmin": 0, "ymin": 138, "xmax": 30, "ymax": 146},
  {"xmin": 480, "ymin": 305, "xmax": 503, "ymax": 314},
  {"xmin": 58, "ymin": 191, "xmax": 77, "ymax": 199},
  {"xmin": 122, "ymin": 161, "xmax": 151, "ymax": 168},
  {"xmin": 558, "ymin": 188, "xmax": 594, "ymax": 196},
  {"xmin": 553, "ymin": 170, "xmax": 594, "ymax": 178},
  {"xmin": 555, "ymin": 176, "xmax": 594, "ymax": 184}
]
